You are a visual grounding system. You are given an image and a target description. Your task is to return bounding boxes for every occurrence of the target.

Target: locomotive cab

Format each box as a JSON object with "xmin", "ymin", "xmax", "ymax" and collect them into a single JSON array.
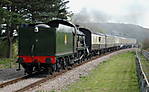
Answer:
[{"xmin": 76, "ymin": 30, "xmax": 86, "ymax": 50}]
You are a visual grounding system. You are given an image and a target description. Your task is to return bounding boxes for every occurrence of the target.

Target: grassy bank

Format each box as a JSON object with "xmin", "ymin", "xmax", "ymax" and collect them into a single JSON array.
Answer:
[
  {"xmin": 140, "ymin": 54, "xmax": 149, "ymax": 79},
  {"xmin": 62, "ymin": 51, "xmax": 139, "ymax": 92},
  {"xmin": 0, "ymin": 58, "xmax": 17, "ymax": 68}
]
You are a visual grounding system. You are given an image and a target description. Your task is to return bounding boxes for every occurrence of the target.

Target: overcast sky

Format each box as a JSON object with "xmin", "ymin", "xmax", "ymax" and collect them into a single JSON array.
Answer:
[{"xmin": 67, "ymin": 0, "xmax": 149, "ymax": 28}]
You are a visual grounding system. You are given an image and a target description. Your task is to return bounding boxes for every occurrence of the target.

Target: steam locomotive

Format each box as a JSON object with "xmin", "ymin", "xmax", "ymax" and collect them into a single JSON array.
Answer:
[{"xmin": 17, "ymin": 19, "xmax": 136, "ymax": 74}]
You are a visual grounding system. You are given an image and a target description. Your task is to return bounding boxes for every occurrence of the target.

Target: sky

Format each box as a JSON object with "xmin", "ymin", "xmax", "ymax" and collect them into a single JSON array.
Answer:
[{"xmin": 67, "ymin": 0, "xmax": 149, "ymax": 28}]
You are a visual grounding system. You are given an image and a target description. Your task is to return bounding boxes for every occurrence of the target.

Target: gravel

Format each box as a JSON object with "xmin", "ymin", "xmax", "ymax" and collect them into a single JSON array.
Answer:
[
  {"xmin": 0, "ymin": 73, "xmax": 47, "ymax": 92},
  {"xmin": 29, "ymin": 48, "xmax": 136, "ymax": 92},
  {"xmin": 0, "ymin": 68, "xmax": 24, "ymax": 84}
]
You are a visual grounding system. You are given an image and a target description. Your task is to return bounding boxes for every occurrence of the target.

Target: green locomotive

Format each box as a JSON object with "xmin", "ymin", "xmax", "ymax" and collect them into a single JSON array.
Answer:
[{"xmin": 18, "ymin": 20, "xmax": 86, "ymax": 74}]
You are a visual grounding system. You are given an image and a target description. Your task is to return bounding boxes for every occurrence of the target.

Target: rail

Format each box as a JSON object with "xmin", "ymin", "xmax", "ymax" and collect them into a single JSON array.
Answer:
[
  {"xmin": 135, "ymin": 50, "xmax": 149, "ymax": 92},
  {"xmin": 142, "ymin": 50, "xmax": 149, "ymax": 61}
]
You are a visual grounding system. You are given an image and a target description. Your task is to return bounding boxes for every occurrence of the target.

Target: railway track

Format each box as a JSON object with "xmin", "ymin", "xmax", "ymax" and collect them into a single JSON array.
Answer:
[
  {"xmin": 15, "ymin": 55, "xmax": 102, "ymax": 92},
  {"xmin": 0, "ymin": 71, "xmax": 43, "ymax": 89},
  {"xmin": 0, "ymin": 49, "xmax": 132, "ymax": 92},
  {"xmin": 15, "ymin": 71, "xmax": 66, "ymax": 92},
  {"xmin": 0, "ymin": 76, "xmax": 28, "ymax": 88}
]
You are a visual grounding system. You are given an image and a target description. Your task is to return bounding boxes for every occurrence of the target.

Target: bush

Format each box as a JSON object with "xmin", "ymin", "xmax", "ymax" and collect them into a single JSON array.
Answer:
[
  {"xmin": 142, "ymin": 38, "xmax": 149, "ymax": 50},
  {"xmin": 0, "ymin": 40, "xmax": 18, "ymax": 58},
  {"xmin": 0, "ymin": 40, "xmax": 8, "ymax": 57}
]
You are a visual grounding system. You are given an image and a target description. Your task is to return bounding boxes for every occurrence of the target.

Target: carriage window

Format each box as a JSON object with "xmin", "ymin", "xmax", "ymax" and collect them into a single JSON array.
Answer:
[{"xmin": 99, "ymin": 37, "xmax": 101, "ymax": 42}]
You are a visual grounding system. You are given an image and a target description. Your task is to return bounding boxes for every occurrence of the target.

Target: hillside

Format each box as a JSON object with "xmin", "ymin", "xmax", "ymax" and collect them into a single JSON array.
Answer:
[{"xmin": 76, "ymin": 23, "xmax": 149, "ymax": 42}]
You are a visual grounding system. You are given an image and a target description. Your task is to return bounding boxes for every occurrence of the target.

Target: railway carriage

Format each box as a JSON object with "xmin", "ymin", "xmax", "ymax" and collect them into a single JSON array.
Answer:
[
  {"xmin": 124, "ymin": 38, "xmax": 137, "ymax": 48},
  {"xmin": 79, "ymin": 28, "xmax": 106, "ymax": 55},
  {"xmin": 91, "ymin": 32, "xmax": 106, "ymax": 50},
  {"xmin": 114, "ymin": 36, "xmax": 121, "ymax": 48},
  {"xmin": 130, "ymin": 38, "xmax": 137, "ymax": 47},
  {"xmin": 105, "ymin": 35, "xmax": 116, "ymax": 51}
]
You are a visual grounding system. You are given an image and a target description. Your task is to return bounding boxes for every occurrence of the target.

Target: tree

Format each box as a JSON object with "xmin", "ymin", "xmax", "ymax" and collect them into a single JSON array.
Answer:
[
  {"xmin": 18, "ymin": 0, "xmax": 70, "ymax": 23},
  {"xmin": 142, "ymin": 38, "xmax": 149, "ymax": 50},
  {"xmin": 0, "ymin": 0, "xmax": 71, "ymax": 58},
  {"xmin": 0, "ymin": 0, "xmax": 25, "ymax": 58}
]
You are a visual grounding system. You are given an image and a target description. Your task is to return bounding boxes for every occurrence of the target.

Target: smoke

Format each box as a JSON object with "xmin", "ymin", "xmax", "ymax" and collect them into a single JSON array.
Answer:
[
  {"xmin": 108, "ymin": 1, "xmax": 147, "ymax": 27},
  {"xmin": 69, "ymin": 0, "xmax": 149, "ymax": 28},
  {"xmin": 71, "ymin": 8, "xmax": 110, "ymax": 33},
  {"xmin": 71, "ymin": 2, "xmax": 146, "ymax": 27},
  {"xmin": 71, "ymin": 8, "xmax": 110, "ymax": 24}
]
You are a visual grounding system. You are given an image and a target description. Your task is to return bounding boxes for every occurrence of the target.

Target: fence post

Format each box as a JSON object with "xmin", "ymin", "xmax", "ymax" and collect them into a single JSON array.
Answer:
[{"xmin": 135, "ymin": 50, "xmax": 149, "ymax": 92}]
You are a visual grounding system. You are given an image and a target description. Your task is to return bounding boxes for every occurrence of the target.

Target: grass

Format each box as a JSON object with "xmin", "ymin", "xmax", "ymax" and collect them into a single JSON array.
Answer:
[
  {"xmin": 61, "ymin": 51, "xmax": 139, "ymax": 92},
  {"xmin": 0, "ymin": 58, "xmax": 17, "ymax": 68}
]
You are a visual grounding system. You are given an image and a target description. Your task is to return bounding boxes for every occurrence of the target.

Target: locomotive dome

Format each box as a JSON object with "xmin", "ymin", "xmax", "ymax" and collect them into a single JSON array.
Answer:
[{"xmin": 35, "ymin": 24, "xmax": 50, "ymax": 28}]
